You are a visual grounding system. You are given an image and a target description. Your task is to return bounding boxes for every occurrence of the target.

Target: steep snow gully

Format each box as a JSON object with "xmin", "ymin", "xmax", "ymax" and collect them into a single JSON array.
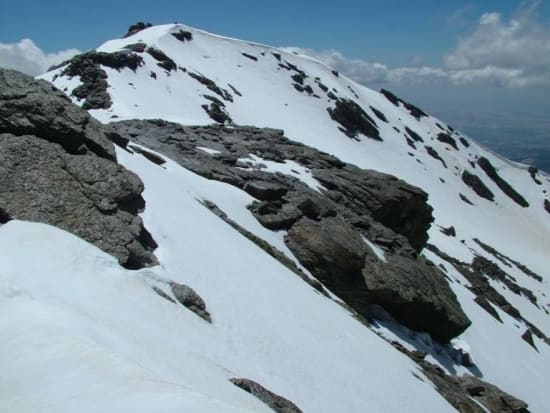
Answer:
[{"xmin": 0, "ymin": 22, "xmax": 549, "ymax": 412}]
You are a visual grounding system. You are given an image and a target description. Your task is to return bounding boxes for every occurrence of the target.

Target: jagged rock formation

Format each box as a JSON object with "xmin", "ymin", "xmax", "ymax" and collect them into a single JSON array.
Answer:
[
  {"xmin": 0, "ymin": 69, "xmax": 156, "ymax": 269},
  {"xmin": 54, "ymin": 51, "xmax": 143, "ymax": 110},
  {"xmin": 107, "ymin": 119, "xmax": 470, "ymax": 342}
]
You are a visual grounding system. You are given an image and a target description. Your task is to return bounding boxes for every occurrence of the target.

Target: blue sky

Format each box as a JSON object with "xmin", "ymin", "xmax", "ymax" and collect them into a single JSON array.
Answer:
[
  {"xmin": 1, "ymin": 0, "xmax": 547, "ymax": 65},
  {"xmin": 1, "ymin": 0, "xmax": 549, "ymax": 152}
]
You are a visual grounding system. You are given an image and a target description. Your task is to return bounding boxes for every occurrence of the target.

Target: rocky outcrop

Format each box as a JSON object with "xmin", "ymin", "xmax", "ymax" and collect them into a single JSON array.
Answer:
[
  {"xmin": 361, "ymin": 255, "xmax": 471, "ymax": 342},
  {"xmin": 328, "ymin": 98, "xmax": 381, "ymax": 141},
  {"xmin": 108, "ymin": 120, "xmax": 470, "ymax": 341},
  {"xmin": 230, "ymin": 378, "xmax": 302, "ymax": 413},
  {"xmin": 124, "ymin": 22, "xmax": 152, "ymax": 38},
  {"xmin": 436, "ymin": 132, "xmax": 458, "ymax": 150},
  {"xmin": 57, "ymin": 50, "xmax": 144, "ymax": 109},
  {"xmin": 477, "ymin": 157, "xmax": 529, "ymax": 208},
  {"xmin": 462, "ymin": 170, "xmax": 494, "ymax": 202},
  {"xmin": 457, "ymin": 375, "xmax": 530, "ymax": 413},
  {"xmin": 0, "ymin": 69, "xmax": 156, "ymax": 269},
  {"xmin": 380, "ymin": 88, "xmax": 427, "ymax": 119},
  {"xmin": 285, "ymin": 217, "xmax": 372, "ymax": 310},
  {"xmin": 170, "ymin": 282, "xmax": 212, "ymax": 322},
  {"xmin": 0, "ymin": 69, "xmax": 115, "ymax": 159}
]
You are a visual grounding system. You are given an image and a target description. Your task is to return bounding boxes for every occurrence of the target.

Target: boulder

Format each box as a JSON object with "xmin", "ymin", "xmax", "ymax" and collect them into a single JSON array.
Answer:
[
  {"xmin": 230, "ymin": 378, "xmax": 302, "ymax": 413},
  {"xmin": 170, "ymin": 282, "xmax": 211, "ymax": 322},
  {"xmin": 0, "ymin": 69, "xmax": 156, "ymax": 269},
  {"xmin": 0, "ymin": 69, "xmax": 115, "ymax": 160},
  {"xmin": 362, "ymin": 255, "xmax": 471, "ymax": 342}
]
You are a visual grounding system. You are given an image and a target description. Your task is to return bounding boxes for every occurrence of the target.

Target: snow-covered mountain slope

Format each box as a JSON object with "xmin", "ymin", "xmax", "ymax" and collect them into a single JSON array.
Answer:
[{"xmin": 1, "ymin": 22, "xmax": 545, "ymax": 412}]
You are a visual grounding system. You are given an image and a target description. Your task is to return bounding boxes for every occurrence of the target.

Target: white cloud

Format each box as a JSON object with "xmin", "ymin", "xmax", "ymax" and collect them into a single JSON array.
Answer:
[
  {"xmin": 287, "ymin": 4, "xmax": 550, "ymax": 89},
  {"xmin": 0, "ymin": 39, "xmax": 80, "ymax": 76},
  {"xmin": 444, "ymin": 10, "xmax": 550, "ymax": 72}
]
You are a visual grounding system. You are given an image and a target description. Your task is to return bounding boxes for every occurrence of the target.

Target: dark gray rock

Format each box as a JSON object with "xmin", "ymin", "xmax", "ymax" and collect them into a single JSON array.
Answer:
[
  {"xmin": 244, "ymin": 180, "xmax": 288, "ymax": 201},
  {"xmin": 107, "ymin": 120, "xmax": 470, "ymax": 341},
  {"xmin": 462, "ymin": 170, "xmax": 494, "ymax": 202},
  {"xmin": 170, "ymin": 282, "xmax": 212, "ymax": 322},
  {"xmin": 285, "ymin": 217, "xmax": 371, "ymax": 310},
  {"xmin": 124, "ymin": 22, "xmax": 152, "ymax": 38},
  {"xmin": 477, "ymin": 157, "xmax": 529, "ymax": 208},
  {"xmin": 0, "ymin": 69, "xmax": 115, "ymax": 160},
  {"xmin": 391, "ymin": 340, "xmax": 530, "ymax": 413},
  {"xmin": 405, "ymin": 126, "xmax": 424, "ymax": 143},
  {"xmin": 328, "ymin": 98, "xmax": 381, "ymax": 141},
  {"xmin": 312, "ymin": 167, "xmax": 433, "ymax": 252},
  {"xmin": 425, "ymin": 146, "xmax": 447, "ymax": 168},
  {"xmin": 171, "ymin": 29, "xmax": 193, "ymax": 42},
  {"xmin": 437, "ymin": 132, "xmax": 458, "ymax": 150},
  {"xmin": 380, "ymin": 88, "xmax": 427, "ymax": 119},
  {"xmin": 0, "ymin": 69, "xmax": 156, "ymax": 269},
  {"xmin": 59, "ymin": 51, "xmax": 143, "ymax": 110},
  {"xmin": 146, "ymin": 47, "xmax": 177, "ymax": 72},
  {"xmin": 458, "ymin": 375, "xmax": 530, "ymax": 413},
  {"xmin": 230, "ymin": 378, "xmax": 302, "ymax": 413},
  {"xmin": 0, "ymin": 134, "xmax": 156, "ymax": 269},
  {"xmin": 362, "ymin": 255, "xmax": 471, "ymax": 342}
]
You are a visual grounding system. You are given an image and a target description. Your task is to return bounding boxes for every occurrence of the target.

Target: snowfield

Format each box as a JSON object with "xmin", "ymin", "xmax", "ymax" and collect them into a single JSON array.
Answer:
[{"xmin": 1, "ymin": 22, "xmax": 546, "ymax": 412}]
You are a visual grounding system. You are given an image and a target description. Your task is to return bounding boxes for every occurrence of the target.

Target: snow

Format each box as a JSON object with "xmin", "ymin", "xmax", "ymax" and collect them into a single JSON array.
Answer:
[
  {"xmin": 196, "ymin": 146, "xmax": 222, "ymax": 155},
  {"xmin": 238, "ymin": 154, "xmax": 324, "ymax": 192},
  {"xmin": 363, "ymin": 236, "xmax": 387, "ymax": 262},
  {"xmin": 0, "ymin": 211, "xmax": 454, "ymax": 413},
  {"xmin": 28, "ymin": 22, "xmax": 550, "ymax": 411}
]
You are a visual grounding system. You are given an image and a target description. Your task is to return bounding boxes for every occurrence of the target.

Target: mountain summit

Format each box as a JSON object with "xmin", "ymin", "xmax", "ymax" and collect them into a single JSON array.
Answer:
[{"xmin": 1, "ymin": 22, "xmax": 549, "ymax": 412}]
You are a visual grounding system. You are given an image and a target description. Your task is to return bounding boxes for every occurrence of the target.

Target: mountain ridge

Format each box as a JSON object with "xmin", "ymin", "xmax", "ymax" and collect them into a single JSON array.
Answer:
[{"xmin": 1, "ymin": 21, "xmax": 549, "ymax": 412}]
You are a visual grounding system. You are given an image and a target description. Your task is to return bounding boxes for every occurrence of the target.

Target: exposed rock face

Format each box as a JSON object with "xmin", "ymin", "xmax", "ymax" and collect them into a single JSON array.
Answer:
[
  {"xmin": 457, "ymin": 375, "xmax": 530, "ymax": 413},
  {"xmin": 56, "ymin": 50, "xmax": 144, "ymax": 109},
  {"xmin": 462, "ymin": 170, "xmax": 494, "ymax": 202},
  {"xmin": 124, "ymin": 21, "xmax": 153, "ymax": 38},
  {"xmin": 477, "ymin": 157, "xmax": 529, "ymax": 208},
  {"xmin": 327, "ymin": 98, "xmax": 381, "ymax": 141},
  {"xmin": 286, "ymin": 217, "xmax": 372, "ymax": 311},
  {"xmin": 362, "ymin": 255, "xmax": 471, "ymax": 342},
  {"xmin": 108, "ymin": 120, "xmax": 470, "ymax": 341},
  {"xmin": 230, "ymin": 378, "xmax": 302, "ymax": 413},
  {"xmin": 380, "ymin": 88, "xmax": 427, "ymax": 119},
  {"xmin": 0, "ymin": 69, "xmax": 115, "ymax": 160},
  {"xmin": 436, "ymin": 132, "xmax": 458, "ymax": 150},
  {"xmin": 0, "ymin": 69, "xmax": 156, "ymax": 269}
]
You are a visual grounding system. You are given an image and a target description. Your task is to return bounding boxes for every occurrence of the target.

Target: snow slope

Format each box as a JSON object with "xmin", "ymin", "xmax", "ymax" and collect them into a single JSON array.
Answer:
[{"xmin": 12, "ymin": 22, "xmax": 548, "ymax": 411}]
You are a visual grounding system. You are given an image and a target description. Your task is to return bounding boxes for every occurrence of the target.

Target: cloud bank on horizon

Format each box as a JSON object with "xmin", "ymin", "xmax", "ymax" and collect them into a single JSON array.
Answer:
[
  {"xmin": 0, "ymin": 39, "xmax": 80, "ymax": 77},
  {"xmin": 288, "ymin": 6, "xmax": 550, "ymax": 88},
  {"xmin": 1, "ymin": 4, "xmax": 548, "ymax": 89}
]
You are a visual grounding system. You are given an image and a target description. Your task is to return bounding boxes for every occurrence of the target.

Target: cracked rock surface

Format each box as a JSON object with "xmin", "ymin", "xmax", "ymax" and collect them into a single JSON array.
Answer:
[{"xmin": 0, "ymin": 69, "xmax": 157, "ymax": 269}]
